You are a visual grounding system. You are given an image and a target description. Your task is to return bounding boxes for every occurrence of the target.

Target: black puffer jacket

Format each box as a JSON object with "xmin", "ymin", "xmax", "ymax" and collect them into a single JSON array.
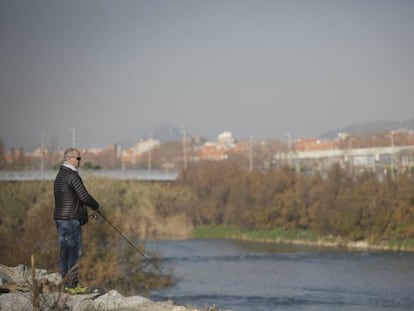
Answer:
[{"xmin": 54, "ymin": 166, "xmax": 99, "ymax": 220}]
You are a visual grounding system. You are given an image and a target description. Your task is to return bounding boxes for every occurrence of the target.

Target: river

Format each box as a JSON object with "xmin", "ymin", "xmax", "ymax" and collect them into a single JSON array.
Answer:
[{"xmin": 148, "ymin": 239, "xmax": 414, "ymax": 311}]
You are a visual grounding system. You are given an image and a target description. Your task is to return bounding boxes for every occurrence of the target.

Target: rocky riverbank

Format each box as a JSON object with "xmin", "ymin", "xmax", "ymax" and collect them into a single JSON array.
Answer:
[
  {"xmin": 0, "ymin": 264, "xmax": 198, "ymax": 311},
  {"xmin": 235, "ymin": 235, "xmax": 414, "ymax": 252}
]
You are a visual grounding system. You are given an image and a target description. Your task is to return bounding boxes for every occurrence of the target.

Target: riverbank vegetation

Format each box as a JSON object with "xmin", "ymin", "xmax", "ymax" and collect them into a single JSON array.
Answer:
[
  {"xmin": 0, "ymin": 179, "xmax": 192, "ymax": 294},
  {"xmin": 179, "ymin": 162, "xmax": 414, "ymax": 250},
  {"xmin": 1, "ymin": 163, "xmax": 414, "ymax": 293},
  {"xmin": 193, "ymin": 224, "xmax": 321, "ymax": 242}
]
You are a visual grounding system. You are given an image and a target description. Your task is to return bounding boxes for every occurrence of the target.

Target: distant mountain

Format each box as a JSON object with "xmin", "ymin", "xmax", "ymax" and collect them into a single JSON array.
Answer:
[
  {"xmin": 114, "ymin": 124, "xmax": 184, "ymax": 150},
  {"xmin": 114, "ymin": 120, "xmax": 414, "ymax": 149},
  {"xmin": 152, "ymin": 124, "xmax": 182, "ymax": 143},
  {"xmin": 320, "ymin": 119, "xmax": 414, "ymax": 139}
]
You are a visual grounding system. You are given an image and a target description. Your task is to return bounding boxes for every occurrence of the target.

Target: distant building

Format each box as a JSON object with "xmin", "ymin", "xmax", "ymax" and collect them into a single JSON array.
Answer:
[
  {"xmin": 293, "ymin": 138, "xmax": 338, "ymax": 152},
  {"xmin": 122, "ymin": 138, "xmax": 160, "ymax": 163},
  {"xmin": 273, "ymin": 133, "xmax": 414, "ymax": 176},
  {"xmin": 217, "ymin": 131, "xmax": 236, "ymax": 149},
  {"xmin": 194, "ymin": 132, "xmax": 237, "ymax": 161},
  {"xmin": 130, "ymin": 138, "xmax": 160, "ymax": 154},
  {"xmin": 197, "ymin": 142, "xmax": 229, "ymax": 161}
]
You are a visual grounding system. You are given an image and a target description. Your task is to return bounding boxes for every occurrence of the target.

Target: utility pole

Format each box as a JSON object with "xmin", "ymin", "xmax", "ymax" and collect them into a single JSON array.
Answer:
[
  {"xmin": 285, "ymin": 132, "xmax": 292, "ymax": 168},
  {"xmin": 249, "ymin": 135, "xmax": 253, "ymax": 171},
  {"xmin": 348, "ymin": 137, "xmax": 354, "ymax": 177},
  {"xmin": 181, "ymin": 126, "xmax": 187, "ymax": 170},
  {"xmin": 147, "ymin": 134, "xmax": 152, "ymax": 175},
  {"xmin": 121, "ymin": 149, "xmax": 125, "ymax": 171},
  {"xmin": 390, "ymin": 131, "xmax": 395, "ymax": 180},
  {"xmin": 70, "ymin": 128, "xmax": 76, "ymax": 148},
  {"xmin": 40, "ymin": 131, "xmax": 45, "ymax": 175}
]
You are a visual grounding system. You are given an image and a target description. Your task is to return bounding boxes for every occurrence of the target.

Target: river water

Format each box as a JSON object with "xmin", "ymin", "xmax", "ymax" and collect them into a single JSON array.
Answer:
[{"xmin": 148, "ymin": 239, "xmax": 414, "ymax": 311}]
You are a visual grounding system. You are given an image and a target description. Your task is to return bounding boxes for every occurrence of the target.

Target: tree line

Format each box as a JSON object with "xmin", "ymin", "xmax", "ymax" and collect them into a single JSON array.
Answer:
[{"xmin": 178, "ymin": 162, "xmax": 414, "ymax": 244}]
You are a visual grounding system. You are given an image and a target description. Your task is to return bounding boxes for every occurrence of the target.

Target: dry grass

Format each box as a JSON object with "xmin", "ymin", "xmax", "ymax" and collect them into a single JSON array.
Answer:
[{"xmin": 0, "ymin": 179, "xmax": 190, "ymax": 294}]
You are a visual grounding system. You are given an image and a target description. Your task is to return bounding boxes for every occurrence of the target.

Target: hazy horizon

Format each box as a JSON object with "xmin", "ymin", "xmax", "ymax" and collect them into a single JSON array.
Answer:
[{"xmin": 1, "ymin": 0, "xmax": 413, "ymax": 151}]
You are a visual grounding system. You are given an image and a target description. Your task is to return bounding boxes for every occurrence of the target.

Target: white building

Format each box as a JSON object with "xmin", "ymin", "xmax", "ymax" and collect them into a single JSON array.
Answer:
[
  {"xmin": 217, "ymin": 131, "xmax": 236, "ymax": 149},
  {"xmin": 130, "ymin": 138, "xmax": 160, "ymax": 154}
]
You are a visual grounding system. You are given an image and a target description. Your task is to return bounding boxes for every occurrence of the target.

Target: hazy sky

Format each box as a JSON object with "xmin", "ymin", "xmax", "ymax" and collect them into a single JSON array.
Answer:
[{"xmin": 1, "ymin": 0, "xmax": 414, "ymax": 150}]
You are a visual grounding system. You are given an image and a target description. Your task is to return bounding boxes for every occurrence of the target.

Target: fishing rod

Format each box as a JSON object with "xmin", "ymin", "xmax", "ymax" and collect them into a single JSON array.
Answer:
[{"xmin": 92, "ymin": 210, "xmax": 163, "ymax": 274}]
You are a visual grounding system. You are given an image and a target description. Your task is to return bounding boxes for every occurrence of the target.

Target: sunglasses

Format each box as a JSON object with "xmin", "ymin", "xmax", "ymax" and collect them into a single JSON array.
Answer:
[{"xmin": 69, "ymin": 156, "xmax": 82, "ymax": 161}]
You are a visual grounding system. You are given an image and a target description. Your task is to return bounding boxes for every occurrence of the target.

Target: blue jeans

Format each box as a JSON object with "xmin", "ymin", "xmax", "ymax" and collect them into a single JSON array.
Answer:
[{"xmin": 56, "ymin": 219, "xmax": 82, "ymax": 287}]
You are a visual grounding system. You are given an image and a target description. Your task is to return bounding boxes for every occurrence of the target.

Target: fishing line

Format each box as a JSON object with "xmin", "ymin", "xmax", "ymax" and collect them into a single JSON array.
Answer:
[{"xmin": 94, "ymin": 210, "xmax": 163, "ymax": 274}]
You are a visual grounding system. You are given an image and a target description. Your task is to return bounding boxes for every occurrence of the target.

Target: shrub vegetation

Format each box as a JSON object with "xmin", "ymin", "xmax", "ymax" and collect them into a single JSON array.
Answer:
[
  {"xmin": 1, "ymin": 163, "xmax": 414, "ymax": 293},
  {"xmin": 0, "ymin": 178, "xmax": 192, "ymax": 294},
  {"xmin": 179, "ymin": 162, "xmax": 414, "ymax": 247}
]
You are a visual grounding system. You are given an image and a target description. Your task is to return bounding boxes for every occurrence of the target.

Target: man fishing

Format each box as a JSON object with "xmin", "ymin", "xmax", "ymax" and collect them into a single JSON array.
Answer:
[{"xmin": 53, "ymin": 147, "xmax": 100, "ymax": 293}]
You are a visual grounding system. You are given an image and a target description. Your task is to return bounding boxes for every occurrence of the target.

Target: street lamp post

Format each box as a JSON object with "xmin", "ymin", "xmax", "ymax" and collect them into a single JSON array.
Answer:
[
  {"xmin": 148, "ymin": 134, "xmax": 152, "ymax": 175},
  {"xmin": 348, "ymin": 137, "xmax": 354, "ymax": 177},
  {"xmin": 181, "ymin": 126, "xmax": 187, "ymax": 170},
  {"xmin": 390, "ymin": 132, "xmax": 395, "ymax": 180},
  {"xmin": 40, "ymin": 131, "xmax": 45, "ymax": 175},
  {"xmin": 70, "ymin": 128, "xmax": 76, "ymax": 147},
  {"xmin": 285, "ymin": 132, "xmax": 292, "ymax": 167},
  {"xmin": 249, "ymin": 135, "xmax": 253, "ymax": 172}
]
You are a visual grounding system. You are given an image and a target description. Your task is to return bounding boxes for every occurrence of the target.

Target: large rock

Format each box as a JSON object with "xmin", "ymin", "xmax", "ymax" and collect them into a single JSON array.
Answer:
[{"xmin": 0, "ymin": 264, "xmax": 196, "ymax": 311}]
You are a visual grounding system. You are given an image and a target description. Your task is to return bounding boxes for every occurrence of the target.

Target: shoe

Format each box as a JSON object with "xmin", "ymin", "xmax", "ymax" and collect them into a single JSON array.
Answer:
[{"xmin": 64, "ymin": 283, "xmax": 91, "ymax": 295}]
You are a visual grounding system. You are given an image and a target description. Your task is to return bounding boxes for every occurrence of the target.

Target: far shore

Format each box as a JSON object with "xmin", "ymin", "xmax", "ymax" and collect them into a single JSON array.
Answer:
[
  {"xmin": 191, "ymin": 225, "xmax": 414, "ymax": 252},
  {"xmin": 233, "ymin": 235, "xmax": 414, "ymax": 252}
]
